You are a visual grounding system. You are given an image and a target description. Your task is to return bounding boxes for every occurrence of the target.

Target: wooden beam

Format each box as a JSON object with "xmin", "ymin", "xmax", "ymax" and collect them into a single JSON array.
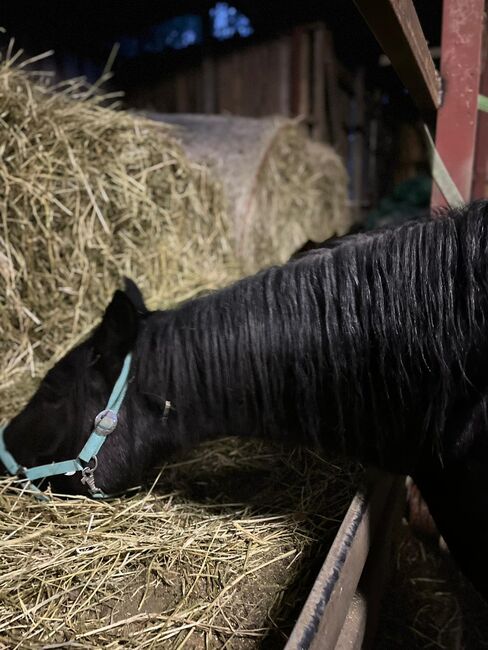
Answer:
[
  {"xmin": 353, "ymin": 0, "xmax": 441, "ymax": 112},
  {"xmin": 335, "ymin": 477, "xmax": 406, "ymax": 650},
  {"xmin": 285, "ymin": 471, "xmax": 396, "ymax": 650},
  {"xmin": 431, "ymin": 0, "xmax": 486, "ymax": 206}
]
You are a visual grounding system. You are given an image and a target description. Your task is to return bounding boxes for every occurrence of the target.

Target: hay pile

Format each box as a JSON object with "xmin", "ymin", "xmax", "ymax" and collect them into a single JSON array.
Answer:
[
  {"xmin": 0, "ymin": 50, "xmax": 359, "ymax": 649},
  {"xmin": 141, "ymin": 113, "xmax": 353, "ymax": 273},
  {"xmin": 0, "ymin": 439, "xmax": 360, "ymax": 649},
  {"xmin": 0, "ymin": 55, "xmax": 237, "ymax": 417}
]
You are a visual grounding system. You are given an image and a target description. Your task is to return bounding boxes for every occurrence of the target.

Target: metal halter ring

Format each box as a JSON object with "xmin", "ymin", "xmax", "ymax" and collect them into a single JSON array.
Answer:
[
  {"xmin": 84, "ymin": 456, "xmax": 98, "ymax": 473},
  {"xmin": 94, "ymin": 409, "xmax": 118, "ymax": 436}
]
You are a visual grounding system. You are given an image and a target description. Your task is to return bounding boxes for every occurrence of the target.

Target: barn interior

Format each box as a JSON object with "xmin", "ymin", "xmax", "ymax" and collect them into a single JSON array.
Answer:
[
  {"xmin": 2, "ymin": 1, "xmax": 488, "ymax": 648},
  {"xmin": 1, "ymin": 0, "xmax": 442, "ymax": 227}
]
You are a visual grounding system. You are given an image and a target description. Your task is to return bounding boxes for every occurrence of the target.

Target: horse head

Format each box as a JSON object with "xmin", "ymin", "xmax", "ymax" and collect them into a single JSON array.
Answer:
[{"xmin": 0, "ymin": 278, "xmax": 168, "ymax": 496}]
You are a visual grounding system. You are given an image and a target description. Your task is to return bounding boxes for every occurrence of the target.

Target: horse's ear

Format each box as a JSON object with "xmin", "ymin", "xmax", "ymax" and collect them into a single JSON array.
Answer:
[
  {"xmin": 93, "ymin": 289, "xmax": 139, "ymax": 362},
  {"xmin": 123, "ymin": 277, "xmax": 148, "ymax": 316}
]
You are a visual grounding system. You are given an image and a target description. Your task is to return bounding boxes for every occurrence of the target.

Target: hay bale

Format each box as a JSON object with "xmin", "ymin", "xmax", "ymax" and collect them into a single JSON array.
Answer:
[
  {"xmin": 0, "ymin": 59, "xmax": 239, "ymax": 416},
  {"xmin": 141, "ymin": 113, "xmax": 352, "ymax": 273}
]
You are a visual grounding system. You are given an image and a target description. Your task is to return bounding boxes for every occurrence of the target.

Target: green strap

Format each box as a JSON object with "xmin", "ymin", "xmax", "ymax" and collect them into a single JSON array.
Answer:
[
  {"xmin": 0, "ymin": 427, "xmax": 22, "ymax": 476},
  {"xmin": 422, "ymin": 124, "xmax": 464, "ymax": 208},
  {"xmin": 423, "ymin": 96, "xmax": 487, "ymax": 207},
  {"xmin": 0, "ymin": 352, "xmax": 132, "ymax": 499},
  {"xmin": 478, "ymin": 94, "xmax": 488, "ymax": 113}
]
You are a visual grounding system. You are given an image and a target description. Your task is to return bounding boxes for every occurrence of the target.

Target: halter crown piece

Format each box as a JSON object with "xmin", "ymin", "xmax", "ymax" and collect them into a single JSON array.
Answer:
[{"xmin": 0, "ymin": 353, "xmax": 132, "ymax": 500}]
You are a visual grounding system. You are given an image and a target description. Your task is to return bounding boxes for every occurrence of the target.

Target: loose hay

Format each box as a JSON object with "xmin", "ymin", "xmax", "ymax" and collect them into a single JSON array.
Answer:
[
  {"xmin": 140, "ymin": 113, "xmax": 353, "ymax": 273},
  {"xmin": 0, "ymin": 50, "xmax": 360, "ymax": 649},
  {"xmin": 0, "ymin": 54, "xmax": 238, "ymax": 416},
  {"xmin": 0, "ymin": 439, "xmax": 360, "ymax": 649}
]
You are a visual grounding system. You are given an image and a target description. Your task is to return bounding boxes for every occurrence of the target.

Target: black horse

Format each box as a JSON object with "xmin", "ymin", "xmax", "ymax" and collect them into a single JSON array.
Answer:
[{"xmin": 3, "ymin": 200, "xmax": 488, "ymax": 602}]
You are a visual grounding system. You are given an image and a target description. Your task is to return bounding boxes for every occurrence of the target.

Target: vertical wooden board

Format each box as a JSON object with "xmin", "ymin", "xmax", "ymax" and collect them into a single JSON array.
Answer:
[
  {"xmin": 245, "ymin": 44, "xmax": 258, "ymax": 115},
  {"xmin": 279, "ymin": 36, "xmax": 291, "ymax": 116},
  {"xmin": 261, "ymin": 42, "xmax": 271, "ymax": 115},
  {"xmin": 299, "ymin": 29, "xmax": 311, "ymax": 120},
  {"xmin": 238, "ymin": 47, "xmax": 249, "ymax": 115},
  {"xmin": 324, "ymin": 31, "xmax": 342, "ymax": 149},
  {"xmin": 367, "ymin": 115, "xmax": 379, "ymax": 208},
  {"xmin": 337, "ymin": 88, "xmax": 350, "ymax": 162},
  {"xmin": 285, "ymin": 472, "xmax": 394, "ymax": 650},
  {"xmin": 218, "ymin": 53, "xmax": 234, "ymax": 114},
  {"xmin": 263, "ymin": 43, "xmax": 275, "ymax": 115},
  {"xmin": 249, "ymin": 44, "xmax": 263, "ymax": 115},
  {"xmin": 312, "ymin": 25, "xmax": 327, "ymax": 141},
  {"xmin": 351, "ymin": 68, "xmax": 365, "ymax": 221},
  {"xmin": 290, "ymin": 27, "xmax": 304, "ymax": 116},
  {"xmin": 335, "ymin": 477, "xmax": 406, "ymax": 650},
  {"xmin": 431, "ymin": 0, "xmax": 485, "ymax": 206},
  {"xmin": 269, "ymin": 40, "xmax": 283, "ymax": 114},
  {"xmin": 175, "ymin": 74, "xmax": 187, "ymax": 113},
  {"xmin": 202, "ymin": 55, "xmax": 216, "ymax": 113},
  {"xmin": 232, "ymin": 50, "xmax": 242, "ymax": 115}
]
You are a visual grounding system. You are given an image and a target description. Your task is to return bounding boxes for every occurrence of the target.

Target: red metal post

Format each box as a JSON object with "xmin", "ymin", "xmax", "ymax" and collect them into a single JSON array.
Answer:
[
  {"xmin": 431, "ymin": 0, "xmax": 486, "ymax": 207},
  {"xmin": 472, "ymin": 18, "xmax": 488, "ymax": 199}
]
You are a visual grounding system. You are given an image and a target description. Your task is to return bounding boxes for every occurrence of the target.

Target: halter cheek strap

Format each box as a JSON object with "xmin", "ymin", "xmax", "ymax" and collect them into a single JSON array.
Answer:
[{"xmin": 0, "ymin": 353, "xmax": 132, "ymax": 500}]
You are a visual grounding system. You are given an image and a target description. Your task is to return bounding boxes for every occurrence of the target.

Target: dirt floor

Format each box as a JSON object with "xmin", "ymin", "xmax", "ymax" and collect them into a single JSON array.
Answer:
[{"xmin": 375, "ymin": 521, "xmax": 488, "ymax": 649}]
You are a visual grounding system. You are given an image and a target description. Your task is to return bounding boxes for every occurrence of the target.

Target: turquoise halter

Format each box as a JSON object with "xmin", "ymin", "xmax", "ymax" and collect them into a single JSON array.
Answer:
[{"xmin": 0, "ymin": 353, "xmax": 132, "ymax": 500}]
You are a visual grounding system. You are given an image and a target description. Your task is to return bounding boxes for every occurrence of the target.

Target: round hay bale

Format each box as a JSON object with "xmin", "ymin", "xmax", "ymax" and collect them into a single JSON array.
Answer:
[{"xmin": 140, "ymin": 113, "xmax": 352, "ymax": 273}]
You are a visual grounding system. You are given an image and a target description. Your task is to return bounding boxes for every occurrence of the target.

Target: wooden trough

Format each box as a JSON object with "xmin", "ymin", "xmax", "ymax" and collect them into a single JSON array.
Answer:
[{"xmin": 285, "ymin": 471, "xmax": 405, "ymax": 650}]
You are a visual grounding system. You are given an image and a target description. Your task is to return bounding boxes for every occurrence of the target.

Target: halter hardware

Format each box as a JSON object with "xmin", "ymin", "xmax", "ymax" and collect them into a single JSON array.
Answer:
[{"xmin": 0, "ymin": 353, "xmax": 132, "ymax": 500}]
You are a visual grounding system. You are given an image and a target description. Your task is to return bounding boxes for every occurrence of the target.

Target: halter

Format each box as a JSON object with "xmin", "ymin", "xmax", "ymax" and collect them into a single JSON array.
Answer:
[{"xmin": 0, "ymin": 353, "xmax": 132, "ymax": 501}]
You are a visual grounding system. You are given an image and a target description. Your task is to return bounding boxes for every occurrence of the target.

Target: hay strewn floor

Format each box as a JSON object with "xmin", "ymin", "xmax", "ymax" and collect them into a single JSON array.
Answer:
[{"xmin": 0, "ymin": 439, "xmax": 360, "ymax": 649}]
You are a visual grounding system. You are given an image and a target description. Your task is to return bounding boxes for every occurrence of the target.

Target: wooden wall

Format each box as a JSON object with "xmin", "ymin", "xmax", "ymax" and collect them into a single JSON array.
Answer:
[{"xmin": 125, "ymin": 23, "xmax": 371, "ymax": 221}]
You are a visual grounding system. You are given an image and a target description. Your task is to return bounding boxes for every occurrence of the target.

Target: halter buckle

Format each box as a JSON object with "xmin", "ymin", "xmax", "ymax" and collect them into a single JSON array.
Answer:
[{"xmin": 94, "ymin": 409, "xmax": 118, "ymax": 436}]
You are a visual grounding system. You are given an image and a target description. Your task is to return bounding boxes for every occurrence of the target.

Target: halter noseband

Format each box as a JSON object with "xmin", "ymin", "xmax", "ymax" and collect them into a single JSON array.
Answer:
[{"xmin": 0, "ymin": 353, "xmax": 132, "ymax": 500}]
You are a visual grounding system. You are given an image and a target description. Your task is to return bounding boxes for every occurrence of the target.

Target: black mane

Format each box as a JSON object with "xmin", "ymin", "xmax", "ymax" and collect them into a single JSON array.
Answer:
[{"xmin": 134, "ymin": 201, "xmax": 488, "ymax": 470}]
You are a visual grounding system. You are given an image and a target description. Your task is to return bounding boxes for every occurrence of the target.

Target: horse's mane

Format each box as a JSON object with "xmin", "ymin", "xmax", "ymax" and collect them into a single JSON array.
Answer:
[{"xmin": 136, "ymin": 200, "xmax": 488, "ymax": 463}]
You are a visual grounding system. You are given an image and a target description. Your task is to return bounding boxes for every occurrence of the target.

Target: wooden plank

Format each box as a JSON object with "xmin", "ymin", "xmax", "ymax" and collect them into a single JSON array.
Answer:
[
  {"xmin": 323, "ymin": 31, "xmax": 343, "ymax": 151},
  {"xmin": 353, "ymin": 0, "xmax": 441, "ymax": 112},
  {"xmin": 299, "ymin": 29, "xmax": 311, "ymax": 120},
  {"xmin": 290, "ymin": 27, "xmax": 304, "ymax": 116},
  {"xmin": 285, "ymin": 471, "xmax": 394, "ymax": 650},
  {"xmin": 351, "ymin": 68, "xmax": 365, "ymax": 223},
  {"xmin": 335, "ymin": 477, "xmax": 406, "ymax": 650},
  {"xmin": 279, "ymin": 36, "xmax": 291, "ymax": 116},
  {"xmin": 431, "ymin": 0, "xmax": 486, "ymax": 206},
  {"xmin": 202, "ymin": 55, "xmax": 216, "ymax": 113},
  {"xmin": 266, "ymin": 41, "xmax": 281, "ymax": 115},
  {"xmin": 312, "ymin": 25, "xmax": 327, "ymax": 140}
]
